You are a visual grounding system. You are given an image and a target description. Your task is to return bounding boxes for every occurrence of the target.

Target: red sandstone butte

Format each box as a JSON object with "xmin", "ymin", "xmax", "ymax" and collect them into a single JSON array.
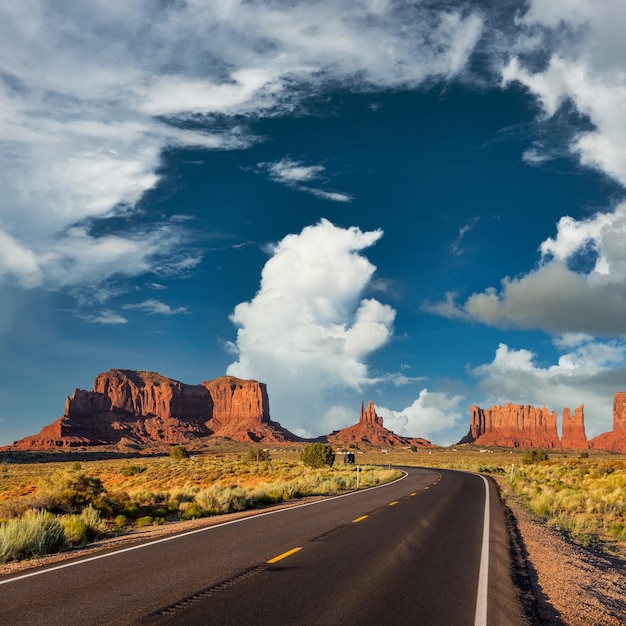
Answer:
[
  {"xmin": 590, "ymin": 392, "xmax": 626, "ymax": 453},
  {"xmin": 561, "ymin": 405, "xmax": 588, "ymax": 449},
  {"xmin": 7, "ymin": 369, "xmax": 298, "ymax": 450},
  {"xmin": 327, "ymin": 400, "xmax": 433, "ymax": 448},
  {"xmin": 459, "ymin": 402, "xmax": 561, "ymax": 448}
]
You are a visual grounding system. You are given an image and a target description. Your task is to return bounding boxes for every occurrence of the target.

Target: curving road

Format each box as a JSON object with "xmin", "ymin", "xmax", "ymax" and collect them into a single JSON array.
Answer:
[{"xmin": 0, "ymin": 468, "xmax": 527, "ymax": 625}]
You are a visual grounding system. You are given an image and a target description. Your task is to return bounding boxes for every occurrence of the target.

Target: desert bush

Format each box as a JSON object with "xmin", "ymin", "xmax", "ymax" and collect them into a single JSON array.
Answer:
[
  {"xmin": 246, "ymin": 449, "xmax": 271, "ymax": 463},
  {"xmin": 114, "ymin": 515, "xmax": 127, "ymax": 530},
  {"xmin": 522, "ymin": 449, "xmax": 549, "ymax": 465},
  {"xmin": 170, "ymin": 446, "xmax": 189, "ymax": 460},
  {"xmin": 0, "ymin": 510, "xmax": 66, "ymax": 562},
  {"xmin": 60, "ymin": 506, "xmax": 105, "ymax": 545},
  {"xmin": 120, "ymin": 464, "xmax": 146, "ymax": 477},
  {"xmin": 194, "ymin": 485, "xmax": 249, "ymax": 515},
  {"xmin": 136, "ymin": 516, "xmax": 154, "ymax": 527},
  {"xmin": 39, "ymin": 470, "xmax": 106, "ymax": 513},
  {"xmin": 300, "ymin": 444, "xmax": 335, "ymax": 469}
]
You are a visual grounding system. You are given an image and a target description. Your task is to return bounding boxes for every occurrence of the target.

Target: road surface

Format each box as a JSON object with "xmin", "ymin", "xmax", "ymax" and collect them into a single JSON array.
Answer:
[{"xmin": 0, "ymin": 467, "xmax": 526, "ymax": 625}]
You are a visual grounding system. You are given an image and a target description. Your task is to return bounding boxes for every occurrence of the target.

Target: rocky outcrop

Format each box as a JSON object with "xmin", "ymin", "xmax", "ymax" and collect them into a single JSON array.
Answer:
[
  {"xmin": 8, "ymin": 369, "xmax": 298, "ymax": 450},
  {"xmin": 459, "ymin": 403, "xmax": 561, "ymax": 448},
  {"xmin": 327, "ymin": 401, "xmax": 433, "ymax": 448},
  {"xmin": 590, "ymin": 392, "xmax": 626, "ymax": 453},
  {"xmin": 561, "ymin": 405, "xmax": 588, "ymax": 449}
]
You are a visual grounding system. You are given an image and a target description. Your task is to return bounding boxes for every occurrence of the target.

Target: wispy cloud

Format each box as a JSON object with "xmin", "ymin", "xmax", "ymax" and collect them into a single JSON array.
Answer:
[
  {"xmin": 259, "ymin": 158, "xmax": 353, "ymax": 202},
  {"xmin": 123, "ymin": 299, "xmax": 188, "ymax": 316},
  {"xmin": 79, "ymin": 310, "xmax": 128, "ymax": 325},
  {"xmin": 451, "ymin": 217, "xmax": 479, "ymax": 255}
]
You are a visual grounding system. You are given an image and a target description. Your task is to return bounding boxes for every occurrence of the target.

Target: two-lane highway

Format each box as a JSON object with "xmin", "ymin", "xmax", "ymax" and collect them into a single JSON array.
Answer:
[{"xmin": 0, "ymin": 468, "xmax": 527, "ymax": 625}]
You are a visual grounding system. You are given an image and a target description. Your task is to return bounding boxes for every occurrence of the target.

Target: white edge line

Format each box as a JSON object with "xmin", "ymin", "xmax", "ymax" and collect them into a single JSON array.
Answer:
[
  {"xmin": 0, "ymin": 470, "xmax": 409, "ymax": 586},
  {"xmin": 474, "ymin": 474, "xmax": 490, "ymax": 626}
]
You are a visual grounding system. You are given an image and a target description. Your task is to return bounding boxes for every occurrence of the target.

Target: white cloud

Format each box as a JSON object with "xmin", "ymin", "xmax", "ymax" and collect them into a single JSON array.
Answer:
[
  {"xmin": 472, "ymin": 340, "xmax": 626, "ymax": 437},
  {"xmin": 0, "ymin": 1, "xmax": 483, "ymax": 304},
  {"xmin": 451, "ymin": 202, "xmax": 626, "ymax": 335},
  {"xmin": 260, "ymin": 158, "xmax": 353, "ymax": 202},
  {"xmin": 227, "ymin": 219, "xmax": 395, "ymax": 433},
  {"xmin": 503, "ymin": 1, "xmax": 626, "ymax": 186},
  {"xmin": 122, "ymin": 299, "xmax": 188, "ymax": 316},
  {"xmin": 79, "ymin": 310, "xmax": 128, "ymax": 325},
  {"xmin": 379, "ymin": 389, "xmax": 466, "ymax": 443},
  {"xmin": 265, "ymin": 159, "xmax": 326, "ymax": 183},
  {"xmin": 451, "ymin": 217, "xmax": 479, "ymax": 256}
]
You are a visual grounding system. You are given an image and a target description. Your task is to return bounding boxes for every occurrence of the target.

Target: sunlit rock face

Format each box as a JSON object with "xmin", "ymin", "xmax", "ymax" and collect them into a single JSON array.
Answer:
[
  {"xmin": 590, "ymin": 392, "xmax": 626, "ymax": 453},
  {"xmin": 459, "ymin": 402, "xmax": 562, "ymax": 448},
  {"xmin": 561, "ymin": 405, "xmax": 588, "ymax": 450},
  {"xmin": 7, "ymin": 369, "xmax": 298, "ymax": 450}
]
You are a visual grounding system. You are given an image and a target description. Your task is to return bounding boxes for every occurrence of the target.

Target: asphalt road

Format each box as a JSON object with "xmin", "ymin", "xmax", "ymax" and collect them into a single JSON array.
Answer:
[{"xmin": 0, "ymin": 468, "xmax": 527, "ymax": 625}]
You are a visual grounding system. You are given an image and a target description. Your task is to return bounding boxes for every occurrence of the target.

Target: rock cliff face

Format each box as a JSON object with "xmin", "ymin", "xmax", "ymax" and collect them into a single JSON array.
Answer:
[
  {"xmin": 8, "ymin": 369, "xmax": 298, "ymax": 450},
  {"xmin": 459, "ymin": 403, "xmax": 561, "ymax": 448},
  {"xmin": 561, "ymin": 405, "xmax": 588, "ymax": 449},
  {"xmin": 327, "ymin": 401, "xmax": 433, "ymax": 448},
  {"xmin": 590, "ymin": 392, "xmax": 626, "ymax": 453}
]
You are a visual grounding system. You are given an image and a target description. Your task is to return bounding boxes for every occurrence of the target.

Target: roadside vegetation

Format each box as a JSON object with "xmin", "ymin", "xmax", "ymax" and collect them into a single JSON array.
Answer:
[{"xmin": 0, "ymin": 444, "xmax": 399, "ymax": 564}]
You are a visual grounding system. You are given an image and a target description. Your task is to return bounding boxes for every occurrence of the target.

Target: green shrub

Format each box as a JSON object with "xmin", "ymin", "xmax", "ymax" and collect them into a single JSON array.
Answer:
[
  {"xmin": 39, "ymin": 470, "xmax": 105, "ymax": 513},
  {"xmin": 170, "ymin": 446, "xmax": 190, "ymax": 460},
  {"xmin": 136, "ymin": 516, "xmax": 154, "ymax": 527},
  {"xmin": 120, "ymin": 464, "xmax": 146, "ymax": 477},
  {"xmin": 579, "ymin": 451, "xmax": 589, "ymax": 459},
  {"xmin": 0, "ymin": 510, "xmax": 66, "ymax": 562},
  {"xmin": 300, "ymin": 444, "xmax": 335, "ymax": 468},
  {"xmin": 246, "ymin": 449, "xmax": 271, "ymax": 463},
  {"xmin": 60, "ymin": 505, "xmax": 106, "ymax": 545},
  {"xmin": 114, "ymin": 515, "xmax": 127, "ymax": 530},
  {"xmin": 522, "ymin": 449, "xmax": 549, "ymax": 465}
]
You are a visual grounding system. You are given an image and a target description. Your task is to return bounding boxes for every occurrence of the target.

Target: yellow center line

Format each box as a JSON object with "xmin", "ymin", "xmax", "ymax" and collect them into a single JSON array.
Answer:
[
  {"xmin": 352, "ymin": 515, "xmax": 369, "ymax": 523},
  {"xmin": 266, "ymin": 547, "xmax": 302, "ymax": 564},
  {"xmin": 410, "ymin": 492, "xmax": 417, "ymax": 496},
  {"xmin": 424, "ymin": 486, "xmax": 429, "ymax": 490},
  {"xmin": 389, "ymin": 501, "xmax": 398, "ymax": 506}
]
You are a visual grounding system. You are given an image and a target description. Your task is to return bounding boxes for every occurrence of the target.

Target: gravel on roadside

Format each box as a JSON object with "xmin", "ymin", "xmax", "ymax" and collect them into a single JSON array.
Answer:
[{"xmin": 503, "ymin": 487, "xmax": 626, "ymax": 626}]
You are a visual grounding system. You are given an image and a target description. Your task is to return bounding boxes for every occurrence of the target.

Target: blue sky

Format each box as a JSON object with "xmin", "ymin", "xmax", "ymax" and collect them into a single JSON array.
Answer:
[{"xmin": 2, "ymin": 1, "xmax": 626, "ymax": 446}]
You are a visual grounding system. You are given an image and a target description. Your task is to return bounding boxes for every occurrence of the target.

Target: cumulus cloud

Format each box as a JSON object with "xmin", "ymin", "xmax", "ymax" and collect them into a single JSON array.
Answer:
[
  {"xmin": 122, "ymin": 299, "xmax": 188, "ymax": 316},
  {"xmin": 378, "ymin": 390, "xmax": 466, "ymax": 443},
  {"xmin": 227, "ymin": 219, "xmax": 395, "ymax": 433},
  {"xmin": 443, "ymin": 202, "xmax": 626, "ymax": 335},
  {"xmin": 472, "ymin": 339, "xmax": 626, "ymax": 437},
  {"xmin": 0, "ymin": 1, "xmax": 483, "ymax": 303}
]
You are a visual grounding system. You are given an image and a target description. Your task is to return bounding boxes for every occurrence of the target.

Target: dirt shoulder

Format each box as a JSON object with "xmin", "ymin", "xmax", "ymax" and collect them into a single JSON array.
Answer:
[{"xmin": 502, "ymin": 483, "xmax": 626, "ymax": 625}]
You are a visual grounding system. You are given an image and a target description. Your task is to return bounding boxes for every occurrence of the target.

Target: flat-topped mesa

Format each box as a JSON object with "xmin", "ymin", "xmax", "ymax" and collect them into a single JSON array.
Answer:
[
  {"xmin": 459, "ymin": 402, "xmax": 561, "ymax": 448},
  {"xmin": 561, "ymin": 405, "xmax": 588, "ymax": 449},
  {"xmin": 590, "ymin": 392, "xmax": 626, "ymax": 453},
  {"xmin": 327, "ymin": 400, "xmax": 433, "ymax": 448},
  {"xmin": 8, "ymin": 369, "xmax": 298, "ymax": 450}
]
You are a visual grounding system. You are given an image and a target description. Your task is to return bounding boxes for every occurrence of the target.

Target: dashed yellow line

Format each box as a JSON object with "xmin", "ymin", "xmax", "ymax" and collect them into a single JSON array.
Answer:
[
  {"xmin": 266, "ymin": 547, "xmax": 302, "ymax": 564},
  {"xmin": 410, "ymin": 492, "xmax": 417, "ymax": 496},
  {"xmin": 389, "ymin": 501, "xmax": 398, "ymax": 506},
  {"xmin": 352, "ymin": 515, "xmax": 368, "ymax": 523}
]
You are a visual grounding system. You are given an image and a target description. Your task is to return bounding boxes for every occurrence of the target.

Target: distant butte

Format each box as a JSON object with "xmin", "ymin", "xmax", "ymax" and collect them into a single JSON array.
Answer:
[
  {"xmin": 5, "ymin": 369, "xmax": 299, "ymax": 450},
  {"xmin": 460, "ymin": 394, "xmax": 626, "ymax": 452},
  {"xmin": 326, "ymin": 400, "xmax": 433, "ymax": 448}
]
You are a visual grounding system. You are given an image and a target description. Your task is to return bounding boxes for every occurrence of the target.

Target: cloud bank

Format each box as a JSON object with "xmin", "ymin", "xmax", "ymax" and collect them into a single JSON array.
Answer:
[{"xmin": 0, "ymin": 1, "xmax": 483, "ymax": 302}]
